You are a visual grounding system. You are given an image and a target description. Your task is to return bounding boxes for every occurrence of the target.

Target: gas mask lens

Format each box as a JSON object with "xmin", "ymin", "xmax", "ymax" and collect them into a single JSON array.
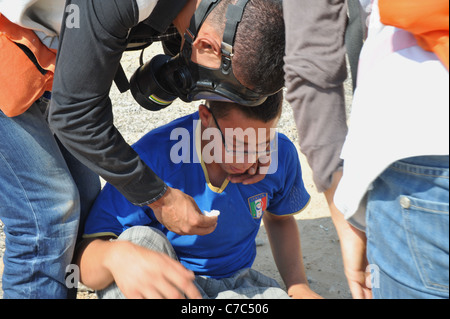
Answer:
[{"xmin": 130, "ymin": 54, "xmax": 178, "ymax": 111}]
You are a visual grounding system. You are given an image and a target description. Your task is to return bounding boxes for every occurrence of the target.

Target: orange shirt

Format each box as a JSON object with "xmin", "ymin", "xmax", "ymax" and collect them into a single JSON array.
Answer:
[
  {"xmin": 379, "ymin": 0, "xmax": 449, "ymax": 70},
  {"xmin": 0, "ymin": 13, "xmax": 56, "ymax": 117}
]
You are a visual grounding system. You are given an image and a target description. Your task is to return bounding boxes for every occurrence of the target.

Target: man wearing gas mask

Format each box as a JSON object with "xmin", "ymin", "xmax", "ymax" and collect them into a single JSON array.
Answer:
[{"xmin": 0, "ymin": 0, "xmax": 284, "ymax": 298}]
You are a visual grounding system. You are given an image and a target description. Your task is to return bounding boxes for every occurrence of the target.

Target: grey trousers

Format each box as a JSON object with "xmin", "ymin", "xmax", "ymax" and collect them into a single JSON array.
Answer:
[{"xmin": 97, "ymin": 226, "xmax": 290, "ymax": 299}]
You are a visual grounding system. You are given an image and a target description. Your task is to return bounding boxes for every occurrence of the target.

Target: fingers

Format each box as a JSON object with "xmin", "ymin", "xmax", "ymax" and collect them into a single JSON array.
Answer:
[
  {"xmin": 347, "ymin": 278, "xmax": 373, "ymax": 299},
  {"xmin": 118, "ymin": 250, "xmax": 202, "ymax": 300},
  {"xmin": 248, "ymin": 162, "xmax": 258, "ymax": 175},
  {"xmin": 129, "ymin": 273, "xmax": 201, "ymax": 299},
  {"xmin": 180, "ymin": 193, "xmax": 218, "ymax": 235},
  {"xmin": 141, "ymin": 273, "xmax": 199, "ymax": 299},
  {"xmin": 228, "ymin": 171, "xmax": 266, "ymax": 185},
  {"xmin": 192, "ymin": 214, "xmax": 218, "ymax": 236},
  {"xmin": 175, "ymin": 213, "xmax": 217, "ymax": 236},
  {"xmin": 227, "ymin": 161, "xmax": 269, "ymax": 185},
  {"xmin": 163, "ymin": 267, "xmax": 201, "ymax": 300},
  {"xmin": 149, "ymin": 256, "xmax": 201, "ymax": 299}
]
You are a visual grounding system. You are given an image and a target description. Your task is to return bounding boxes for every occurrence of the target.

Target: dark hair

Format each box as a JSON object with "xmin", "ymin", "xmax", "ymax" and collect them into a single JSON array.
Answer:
[
  {"xmin": 207, "ymin": 90, "xmax": 283, "ymax": 123},
  {"xmin": 208, "ymin": 0, "xmax": 285, "ymax": 95}
]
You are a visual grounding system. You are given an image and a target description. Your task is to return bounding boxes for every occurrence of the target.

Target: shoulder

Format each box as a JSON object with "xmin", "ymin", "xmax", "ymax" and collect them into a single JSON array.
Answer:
[
  {"xmin": 135, "ymin": 112, "xmax": 198, "ymax": 148},
  {"xmin": 262, "ymin": 132, "xmax": 302, "ymax": 183},
  {"xmin": 276, "ymin": 132, "xmax": 301, "ymax": 167},
  {"xmin": 277, "ymin": 132, "xmax": 298, "ymax": 153},
  {"xmin": 132, "ymin": 112, "xmax": 199, "ymax": 168}
]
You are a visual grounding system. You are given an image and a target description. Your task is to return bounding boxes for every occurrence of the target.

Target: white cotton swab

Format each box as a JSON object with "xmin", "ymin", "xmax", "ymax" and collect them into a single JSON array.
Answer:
[{"xmin": 203, "ymin": 210, "xmax": 221, "ymax": 217}]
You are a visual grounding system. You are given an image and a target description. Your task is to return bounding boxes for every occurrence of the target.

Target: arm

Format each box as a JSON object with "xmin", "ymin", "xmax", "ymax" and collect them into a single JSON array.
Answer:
[
  {"xmin": 283, "ymin": 0, "xmax": 370, "ymax": 299},
  {"xmin": 50, "ymin": 0, "xmax": 216, "ymax": 235},
  {"xmin": 76, "ymin": 237, "xmax": 201, "ymax": 299},
  {"xmin": 50, "ymin": 0, "xmax": 167, "ymax": 206},
  {"xmin": 263, "ymin": 212, "xmax": 322, "ymax": 299},
  {"xmin": 283, "ymin": 0, "xmax": 348, "ymax": 193},
  {"xmin": 324, "ymin": 171, "xmax": 372, "ymax": 299},
  {"xmin": 76, "ymin": 237, "xmax": 120, "ymax": 291}
]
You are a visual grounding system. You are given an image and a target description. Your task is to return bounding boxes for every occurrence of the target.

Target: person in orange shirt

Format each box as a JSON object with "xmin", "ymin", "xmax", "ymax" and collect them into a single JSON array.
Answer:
[{"xmin": 379, "ymin": 0, "xmax": 449, "ymax": 70}]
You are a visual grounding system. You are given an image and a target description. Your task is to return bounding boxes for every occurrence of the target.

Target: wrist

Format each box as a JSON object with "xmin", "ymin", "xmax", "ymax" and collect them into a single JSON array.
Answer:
[
  {"xmin": 287, "ymin": 282, "xmax": 309, "ymax": 293},
  {"xmin": 102, "ymin": 239, "xmax": 128, "ymax": 275},
  {"xmin": 287, "ymin": 283, "xmax": 319, "ymax": 299},
  {"xmin": 148, "ymin": 186, "xmax": 171, "ymax": 210},
  {"xmin": 79, "ymin": 238, "xmax": 123, "ymax": 290}
]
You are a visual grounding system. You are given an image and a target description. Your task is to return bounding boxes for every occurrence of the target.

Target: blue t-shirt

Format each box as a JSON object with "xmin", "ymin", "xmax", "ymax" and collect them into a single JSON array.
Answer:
[{"xmin": 84, "ymin": 112, "xmax": 310, "ymax": 278}]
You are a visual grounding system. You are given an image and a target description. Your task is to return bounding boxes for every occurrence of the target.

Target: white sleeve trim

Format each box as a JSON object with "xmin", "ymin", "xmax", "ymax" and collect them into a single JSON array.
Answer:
[{"xmin": 135, "ymin": 0, "xmax": 159, "ymax": 23}]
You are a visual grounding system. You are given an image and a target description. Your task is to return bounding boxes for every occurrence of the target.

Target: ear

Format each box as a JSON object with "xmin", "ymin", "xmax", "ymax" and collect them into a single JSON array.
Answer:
[
  {"xmin": 198, "ymin": 104, "xmax": 212, "ymax": 127},
  {"xmin": 191, "ymin": 25, "xmax": 222, "ymax": 68},
  {"xmin": 193, "ymin": 36, "xmax": 221, "ymax": 56}
]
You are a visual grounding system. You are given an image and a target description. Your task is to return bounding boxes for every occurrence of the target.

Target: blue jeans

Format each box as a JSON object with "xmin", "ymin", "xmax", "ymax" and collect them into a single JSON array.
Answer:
[
  {"xmin": 366, "ymin": 156, "xmax": 449, "ymax": 299},
  {"xmin": 0, "ymin": 98, "xmax": 100, "ymax": 299}
]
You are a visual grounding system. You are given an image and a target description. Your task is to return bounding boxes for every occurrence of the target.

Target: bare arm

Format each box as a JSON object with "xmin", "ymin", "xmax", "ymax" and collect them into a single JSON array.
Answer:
[
  {"xmin": 324, "ymin": 171, "xmax": 372, "ymax": 299},
  {"xmin": 76, "ymin": 237, "xmax": 201, "ymax": 299},
  {"xmin": 263, "ymin": 213, "xmax": 322, "ymax": 299},
  {"xmin": 76, "ymin": 238, "xmax": 117, "ymax": 290}
]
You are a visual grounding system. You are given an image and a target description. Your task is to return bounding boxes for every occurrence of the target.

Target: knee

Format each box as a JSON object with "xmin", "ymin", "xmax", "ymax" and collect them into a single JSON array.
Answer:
[
  {"xmin": 118, "ymin": 226, "xmax": 176, "ymax": 259},
  {"xmin": 52, "ymin": 180, "xmax": 81, "ymax": 228}
]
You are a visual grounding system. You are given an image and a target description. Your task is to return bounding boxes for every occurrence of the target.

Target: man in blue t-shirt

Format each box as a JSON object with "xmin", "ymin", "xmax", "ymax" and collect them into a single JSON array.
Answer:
[{"xmin": 76, "ymin": 92, "xmax": 322, "ymax": 299}]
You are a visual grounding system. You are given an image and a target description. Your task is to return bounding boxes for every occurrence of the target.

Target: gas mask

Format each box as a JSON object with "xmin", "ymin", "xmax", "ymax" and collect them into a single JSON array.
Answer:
[{"xmin": 130, "ymin": 0, "xmax": 270, "ymax": 111}]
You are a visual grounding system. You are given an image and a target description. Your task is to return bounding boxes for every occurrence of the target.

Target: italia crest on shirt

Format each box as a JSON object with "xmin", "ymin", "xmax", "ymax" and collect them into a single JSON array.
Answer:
[{"xmin": 248, "ymin": 193, "xmax": 268, "ymax": 219}]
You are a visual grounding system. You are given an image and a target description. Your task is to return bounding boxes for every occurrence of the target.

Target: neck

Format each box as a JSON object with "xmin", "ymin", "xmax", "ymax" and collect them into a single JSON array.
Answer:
[{"xmin": 200, "ymin": 124, "xmax": 229, "ymax": 188}]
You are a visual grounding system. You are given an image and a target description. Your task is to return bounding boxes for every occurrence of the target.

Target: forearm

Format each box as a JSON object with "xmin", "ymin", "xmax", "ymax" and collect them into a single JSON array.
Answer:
[
  {"xmin": 327, "ymin": 199, "xmax": 368, "ymax": 284},
  {"xmin": 324, "ymin": 171, "xmax": 367, "ymax": 271},
  {"xmin": 76, "ymin": 235, "xmax": 201, "ymax": 299},
  {"xmin": 76, "ymin": 238, "xmax": 118, "ymax": 290},
  {"xmin": 324, "ymin": 171, "xmax": 370, "ymax": 298},
  {"xmin": 263, "ymin": 214, "xmax": 307, "ymax": 290},
  {"xmin": 329, "ymin": 204, "xmax": 369, "ymax": 298}
]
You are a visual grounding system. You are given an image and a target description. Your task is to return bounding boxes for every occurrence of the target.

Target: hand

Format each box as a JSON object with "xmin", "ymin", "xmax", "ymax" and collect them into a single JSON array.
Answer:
[
  {"xmin": 324, "ymin": 171, "xmax": 372, "ymax": 299},
  {"xmin": 107, "ymin": 241, "xmax": 201, "ymax": 299},
  {"xmin": 345, "ymin": 266, "xmax": 373, "ymax": 299},
  {"xmin": 149, "ymin": 187, "xmax": 218, "ymax": 235},
  {"xmin": 288, "ymin": 284, "xmax": 323, "ymax": 299},
  {"xmin": 329, "ymin": 206, "xmax": 373, "ymax": 299},
  {"xmin": 330, "ymin": 200, "xmax": 372, "ymax": 299},
  {"xmin": 227, "ymin": 159, "xmax": 270, "ymax": 185},
  {"xmin": 332, "ymin": 211, "xmax": 373, "ymax": 299}
]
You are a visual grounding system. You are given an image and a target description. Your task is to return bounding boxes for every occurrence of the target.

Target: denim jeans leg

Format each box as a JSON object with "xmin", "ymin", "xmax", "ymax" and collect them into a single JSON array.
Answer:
[
  {"xmin": 0, "ymin": 101, "xmax": 81, "ymax": 299},
  {"xmin": 366, "ymin": 156, "xmax": 449, "ymax": 299}
]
